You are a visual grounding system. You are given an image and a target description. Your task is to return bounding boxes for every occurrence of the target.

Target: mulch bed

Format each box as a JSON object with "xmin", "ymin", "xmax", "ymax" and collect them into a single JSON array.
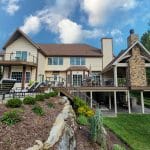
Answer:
[
  {"xmin": 0, "ymin": 97, "xmax": 64, "ymax": 150},
  {"xmin": 75, "ymin": 125, "xmax": 100, "ymax": 150},
  {"xmin": 76, "ymin": 125, "xmax": 129, "ymax": 150}
]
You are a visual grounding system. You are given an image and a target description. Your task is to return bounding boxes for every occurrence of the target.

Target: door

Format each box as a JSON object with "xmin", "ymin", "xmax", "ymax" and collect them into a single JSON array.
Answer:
[{"xmin": 73, "ymin": 74, "xmax": 82, "ymax": 86}]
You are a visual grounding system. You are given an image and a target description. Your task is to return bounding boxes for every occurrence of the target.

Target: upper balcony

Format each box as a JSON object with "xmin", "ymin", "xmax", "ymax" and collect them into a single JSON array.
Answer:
[{"xmin": 0, "ymin": 52, "xmax": 38, "ymax": 67}]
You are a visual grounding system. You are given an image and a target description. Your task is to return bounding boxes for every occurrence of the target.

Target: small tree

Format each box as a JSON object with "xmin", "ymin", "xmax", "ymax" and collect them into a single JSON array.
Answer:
[{"xmin": 89, "ymin": 109, "xmax": 106, "ymax": 149}]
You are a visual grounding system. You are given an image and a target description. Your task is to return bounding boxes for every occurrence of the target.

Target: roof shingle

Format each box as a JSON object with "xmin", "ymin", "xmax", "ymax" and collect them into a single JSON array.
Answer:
[{"xmin": 37, "ymin": 44, "xmax": 102, "ymax": 57}]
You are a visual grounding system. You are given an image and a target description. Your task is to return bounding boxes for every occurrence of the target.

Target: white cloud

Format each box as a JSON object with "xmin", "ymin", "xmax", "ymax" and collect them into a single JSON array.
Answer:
[
  {"xmin": 58, "ymin": 19, "xmax": 103, "ymax": 43},
  {"xmin": 110, "ymin": 29, "xmax": 123, "ymax": 43},
  {"xmin": 1, "ymin": 0, "xmax": 20, "ymax": 15},
  {"xmin": 81, "ymin": 0, "xmax": 138, "ymax": 26},
  {"xmin": 58, "ymin": 19, "xmax": 83, "ymax": 43},
  {"xmin": 20, "ymin": 0, "xmax": 103, "ymax": 42},
  {"xmin": 20, "ymin": 15, "xmax": 41, "ymax": 34}
]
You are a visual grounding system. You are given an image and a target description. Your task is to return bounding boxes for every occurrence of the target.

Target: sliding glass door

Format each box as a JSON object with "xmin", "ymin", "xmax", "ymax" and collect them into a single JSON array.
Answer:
[{"xmin": 72, "ymin": 74, "xmax": 82, "ymax": 86}]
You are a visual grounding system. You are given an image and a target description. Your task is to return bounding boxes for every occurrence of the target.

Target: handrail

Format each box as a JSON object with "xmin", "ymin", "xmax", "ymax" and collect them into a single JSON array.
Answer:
[{"xmin": 0, "ymin": 53, "xmax": 37, "ymax": 64}]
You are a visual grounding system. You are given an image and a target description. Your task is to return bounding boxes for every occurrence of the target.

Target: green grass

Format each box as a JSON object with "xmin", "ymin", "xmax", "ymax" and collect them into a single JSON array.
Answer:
[{"xmin": 104, "ymin": 114, "xmax": 150, "ymax": 150}]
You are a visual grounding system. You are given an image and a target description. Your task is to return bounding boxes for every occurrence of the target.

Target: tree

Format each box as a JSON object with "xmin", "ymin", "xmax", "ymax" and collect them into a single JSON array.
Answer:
[{"xmin": 141, "ymin": 30, "xmax": 150, "ymax": 51}]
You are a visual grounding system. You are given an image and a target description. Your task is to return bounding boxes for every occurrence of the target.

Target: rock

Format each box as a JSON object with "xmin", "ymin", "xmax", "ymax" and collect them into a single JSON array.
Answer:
[{"xmin": 26, "ymin": 140, "xmax": 43, "ymax": 150}]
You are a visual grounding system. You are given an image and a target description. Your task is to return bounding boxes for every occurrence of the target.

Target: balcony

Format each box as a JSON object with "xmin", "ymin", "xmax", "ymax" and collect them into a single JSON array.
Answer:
[{"xmin": 0, "ymin": 53, "xmax": 37, "ymax": 67}]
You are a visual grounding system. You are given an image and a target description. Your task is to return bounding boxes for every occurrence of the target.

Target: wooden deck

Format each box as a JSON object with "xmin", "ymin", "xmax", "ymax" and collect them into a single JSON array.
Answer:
[
  {"xmin": 68, "ymin": 86, "xmax": 129, "ymax": 92},
  {"xmin": 0, "ymin": 60, "xmax": 37, "ymax": 67}
]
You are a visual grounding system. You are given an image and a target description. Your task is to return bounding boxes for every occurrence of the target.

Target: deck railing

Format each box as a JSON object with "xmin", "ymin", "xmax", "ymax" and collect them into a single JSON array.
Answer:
[
  {"xmin": 0, "ymin": 53, "xmax": 37, "ymax": 64},
  {"xmin": 46, "ymin": 76, "xmax": 129, "ymax": 87}
]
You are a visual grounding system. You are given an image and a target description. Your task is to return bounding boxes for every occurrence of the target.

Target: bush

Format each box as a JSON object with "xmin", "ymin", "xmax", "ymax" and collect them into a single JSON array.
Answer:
[
  {"xmin": 6, "ymin": 98, "xmax": 22, "ymax": 108},
  {"xmin": 73, "ymin": 97, "xmax": 86, "ymax": 108},
  {"xmin": 89, "ymin": 109, "xmax": 106, "ymax": 148},
  {"xmin": 44, "ymin": 93, "xmax": 51, "ymax": 99},
  {"xmin": 77, "ymin": 115, "xmax": 89, "ymax": 126},
  {"xmin": 113, "ymin": 144, "xmax": 126, "ymax": 150},
  {"xmin": 32, "ymin": 105, "xmax": 45, "ymax": 116},
  {"xmin": 48, "ymin": 91, "xmax": 58, "ymax": 97},
  {"xmin": 23, "ymin": 96, "xmax": 36, "ymax": 105},
  {"xmin": 35, "ymin": 94, "xmax": 45, "ymax": 101},
  {"xmin": 85, "ymin": 109, "xmax": 95, "ymax": 117},
  {"xmin": 1, "ymin": 110, "xmax": 22, "ymax": 125},
  {"xmin": 47, "ymin": 102, "xmax": 54, "ymax": 108},
  {"xmin": 77, "ymin": 105, "xmax": 95, "ymax": 117}
]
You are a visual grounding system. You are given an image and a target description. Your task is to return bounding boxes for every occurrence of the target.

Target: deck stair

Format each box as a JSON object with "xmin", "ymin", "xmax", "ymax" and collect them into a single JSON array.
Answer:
[{"xmin": 52, "ymin": 87, "xmax": 99, "ymax": 108}]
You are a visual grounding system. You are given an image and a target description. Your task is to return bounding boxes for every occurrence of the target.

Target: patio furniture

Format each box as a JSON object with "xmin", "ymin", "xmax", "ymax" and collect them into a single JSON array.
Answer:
[
  {"xmin": 14, "ymin": 81, "xmax": 46, "ymax": 97},
  {"xmin": 0, "ymin": 79, "xmax": 16, "ymax": 100}
]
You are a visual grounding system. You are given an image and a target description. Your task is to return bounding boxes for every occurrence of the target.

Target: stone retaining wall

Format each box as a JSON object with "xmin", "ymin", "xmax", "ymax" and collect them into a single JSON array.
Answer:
[{"xmin": 27, "ymin": 97, "xmax": 77, "ymax": 150}]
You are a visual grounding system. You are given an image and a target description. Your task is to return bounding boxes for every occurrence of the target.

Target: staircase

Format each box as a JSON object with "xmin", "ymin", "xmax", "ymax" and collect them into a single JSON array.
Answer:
[
  {"xmin": 52, "ymin": 87, "xmax": 74, "ymax": 100},
  {"xmin": 53, "ymin": 87, "xmax": 99, "ymax": 108}
]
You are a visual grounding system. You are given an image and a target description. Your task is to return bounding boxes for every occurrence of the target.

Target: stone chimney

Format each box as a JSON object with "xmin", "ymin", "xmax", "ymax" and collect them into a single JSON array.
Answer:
[
  {"xmin": 127, "ymin": 29, "xmax": 139, "ymax": 47},
  {"xmin": 101, "ymin": 38, "xmax": 113, "ymax": 69}
]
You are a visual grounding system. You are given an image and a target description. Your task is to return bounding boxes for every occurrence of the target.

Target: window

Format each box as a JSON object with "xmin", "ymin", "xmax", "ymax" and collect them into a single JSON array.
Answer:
[
  {"xmin": 11, "ymin": 72, "xmax": 22, "ymax": 83},
  {"xmin": 16, "ymin": 51, "xmax": 27, "ymax": 61},
  {"xmin": 70, "ymin": 57, "xmax": 85, "ymax": 65},
  {"xmin": 48, "ymin": 57, "xmax": 63, "ymax": 65},
  {"xmin": 26, "ymin": 72, "xmax": 31, "ymax": 83}
]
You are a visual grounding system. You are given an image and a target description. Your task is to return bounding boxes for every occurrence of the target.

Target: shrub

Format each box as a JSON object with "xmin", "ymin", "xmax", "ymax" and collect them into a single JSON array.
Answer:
[
  {"xmin": 48, "ymin": 91, "xmax": 58, "ymax": 97},
  {"xmin": 6, "ymin": 98, "xmax": 22, "ymax": 108},
  {"xmin": 73, "ymin": 97, "xmax": 86, "ymax": 108},
  {"xmin": 113, "ymin": 144, "xmax": 126, "ymax": 150},
  {"xmin": 35, "ymin": 94, "xmax": 45, "ymax": 101},
  {"xmin": 1, "ymin": 110, "xmax": 22, "ymax": 125},
  {"xmin": 85, "ymin": 109, "xmax": 95, "ymax": 117},
  {"xmin": 77, "ymin": 106, "xmax": 87, "ymax": 115},
  {"xmin": 77, "ymin": 105, "xmax": 95, "ymax": 117},
  {"xmin": 89, "ymin": 109, "xmax": 106, "ymax": 147},
  {"xmin": 44, "ymin": 93, "xmax": 51, "ymax": 99},
  {"xmin": 32, "ymin": 105, "xmax": 45, "ymax": 116},
  {"xmin": 77, "ymin": 115, "xmax": 89, "ymax": 126},
  {"xmin": 47, "ymin": 102, "xmax": 54, "ymax": 108},
  {"xmin": 23, "ymin": 96, "xmax": 36, "ymax": 105}
]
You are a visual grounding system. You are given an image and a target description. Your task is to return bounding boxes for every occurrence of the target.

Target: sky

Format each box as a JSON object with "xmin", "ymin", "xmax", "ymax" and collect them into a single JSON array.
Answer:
[{"xmin": 0, "ymin": 0, "xmax": 150, "ymax": 55}]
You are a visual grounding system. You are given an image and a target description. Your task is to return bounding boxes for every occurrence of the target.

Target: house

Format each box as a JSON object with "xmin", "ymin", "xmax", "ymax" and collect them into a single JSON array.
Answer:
[{"xmin": 0, "ymin": 29, "xmax": 150, "ymax": 114}]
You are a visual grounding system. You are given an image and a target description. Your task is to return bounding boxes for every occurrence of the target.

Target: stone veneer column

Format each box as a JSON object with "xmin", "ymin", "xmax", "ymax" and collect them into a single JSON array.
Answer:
[{"xmin": 128, "ymin": 46, "xmax": 147, "ymax": 87}]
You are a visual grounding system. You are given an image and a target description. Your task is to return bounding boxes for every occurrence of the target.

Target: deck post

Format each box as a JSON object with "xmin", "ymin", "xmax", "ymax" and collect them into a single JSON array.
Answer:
[
  {"xmin": 114, "ymin": 66, "xmax": 118, "ymax": 87},
  {"xmin": 141, "ymin": 91, "xmax": 144, "ymax": 114},
  {"xmin": 90, "ymin": 91, "xmax": 93, "ymax": 108},
  {"xmin": 109, "ymin": 93, "xmax": 111, "ymax": 109},
  {"xmin": 114, "ymin": 91, "xmax": 117, "ymax": 114},
  {"xmin": 127, "ymin": 91, "xmax": 131, "ymax": 114}
]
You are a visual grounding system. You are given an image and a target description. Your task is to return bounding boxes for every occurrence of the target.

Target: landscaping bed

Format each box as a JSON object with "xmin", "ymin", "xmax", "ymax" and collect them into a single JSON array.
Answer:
[
  {"xmin": 104, "ymin": 114, "xmax": 150, "ymax": 150},
  {"xmin": 0, "ymin": 95, "xmax": 64, "ymax": 150}
]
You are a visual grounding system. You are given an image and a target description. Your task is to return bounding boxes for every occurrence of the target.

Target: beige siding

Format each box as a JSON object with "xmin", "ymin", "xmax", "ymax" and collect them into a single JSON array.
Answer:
[
  {"xmin": 86, "ymin": 57, "xmax": 102, "ymax": 71},
  {"xmin": 102, "ymin": 38, "xmax": 113, "ymax": 69},
  {"xmin": 4, "ymin": 37, "xmax": 38, "ymax": 62},
  {"xmin": 37, "ymin": 52, "xmax": 46, "ymax": 81},
  {"xmin": 45, "ymin": 57, "xmax": 102, "ymax": 71}
]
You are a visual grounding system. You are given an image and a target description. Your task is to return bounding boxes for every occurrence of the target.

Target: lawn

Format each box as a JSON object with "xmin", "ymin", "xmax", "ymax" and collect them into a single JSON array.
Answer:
[{"xmin": 104, "ymin": 114, "xmax": 150, "ymax": 150}]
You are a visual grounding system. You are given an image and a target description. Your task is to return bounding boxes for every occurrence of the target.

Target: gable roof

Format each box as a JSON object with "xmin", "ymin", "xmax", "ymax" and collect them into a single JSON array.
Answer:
[
  {"xmin": 2, "ymin": 29, "xmax": 102, "ymax": 57},
  {"xmin": 3, "ymin": 28, "xmax": 40, "ymax": 50},
  {"xmin": 37, "ymin": 43, "xmax": 102, "ymax": 57},
  {"xmin": 102, "ymin": 40, "xmax": 150, "ymax": 73}
]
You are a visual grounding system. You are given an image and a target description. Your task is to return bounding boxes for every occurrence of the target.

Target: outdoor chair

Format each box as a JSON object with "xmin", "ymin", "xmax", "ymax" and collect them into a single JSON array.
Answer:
[
  {"xmin": 0, "ymin": 78, "xmax": 16, "ymax": 100},
  {"xmin": 14, "ymin": 81, "xmax": 47, "ymax": 97}
]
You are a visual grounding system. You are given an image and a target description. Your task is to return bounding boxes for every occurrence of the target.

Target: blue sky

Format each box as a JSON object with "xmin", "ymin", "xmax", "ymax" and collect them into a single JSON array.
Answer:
[{"xmin": 0, "ymin": 0, "xmax": 150, "ymax": 55}]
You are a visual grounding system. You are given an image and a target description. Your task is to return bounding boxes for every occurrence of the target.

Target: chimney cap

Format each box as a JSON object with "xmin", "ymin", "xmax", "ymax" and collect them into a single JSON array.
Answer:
[{"xmin": 130, "ymin": 29, "xmax": 134, "ymax": 34}]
